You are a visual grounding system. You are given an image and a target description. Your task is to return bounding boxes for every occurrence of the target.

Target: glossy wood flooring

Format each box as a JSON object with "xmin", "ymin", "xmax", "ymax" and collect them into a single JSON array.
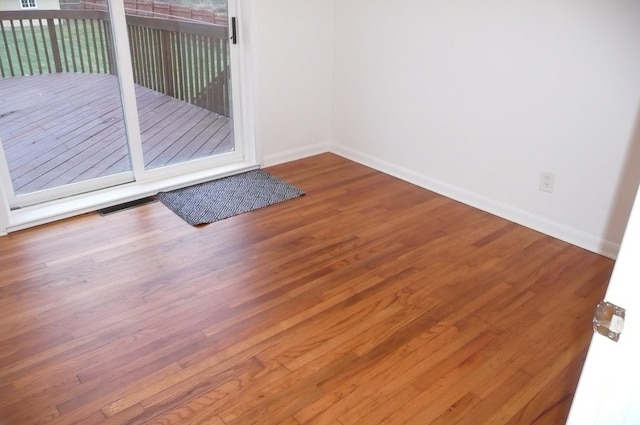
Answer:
[{"xmin": 0, "ymin": 153, "xmax": 615, "ymax": 425}]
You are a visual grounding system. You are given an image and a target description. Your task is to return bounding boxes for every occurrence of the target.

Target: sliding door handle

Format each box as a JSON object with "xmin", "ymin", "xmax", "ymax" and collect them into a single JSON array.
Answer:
[{"xmin": 231, "ymin": 17, "xmax": 238, "ymax": 45}]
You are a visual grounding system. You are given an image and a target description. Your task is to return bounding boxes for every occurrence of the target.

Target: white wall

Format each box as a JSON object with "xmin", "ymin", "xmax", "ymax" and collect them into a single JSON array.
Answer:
[
  {"xmin": 331, "ymin": 0, "xmax": 640, "ymax": 257},
  {"xmin": 250, "ymin": 0, "xmax": 333, "ymax": 166}
]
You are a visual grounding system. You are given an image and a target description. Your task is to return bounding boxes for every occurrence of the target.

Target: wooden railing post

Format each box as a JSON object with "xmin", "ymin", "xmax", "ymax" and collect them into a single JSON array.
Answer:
[
  {"xmin": 161, "ymin": 30, "xmax": 174, "ymax": 97},
  {"xmin": 47, "ymin": 18, "xmax": 63, "ymax": 73},
  {"xmin": 103, "ymin": 19, "xmax": 117, "ymax": 76}
]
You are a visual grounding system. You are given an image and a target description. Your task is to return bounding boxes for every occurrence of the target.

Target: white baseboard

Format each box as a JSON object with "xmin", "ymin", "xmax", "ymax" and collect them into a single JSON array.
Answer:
[
  {"xmin": 262, "ymin": 143, "xmax": 330, "ymax": 168},
  {"xmin": 331, "ymin": 144, "xmax": 619, "ymax": 259}
]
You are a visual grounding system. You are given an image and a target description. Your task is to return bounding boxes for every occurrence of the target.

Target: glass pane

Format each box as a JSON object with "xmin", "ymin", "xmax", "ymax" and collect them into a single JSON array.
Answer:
[
  {"xmin": 121, "ymin": 0, "xmax": 235, "ymax": 169},
  {"xmin": 0, "ymin": 1, "xmax": 132, "ymax": 199}
]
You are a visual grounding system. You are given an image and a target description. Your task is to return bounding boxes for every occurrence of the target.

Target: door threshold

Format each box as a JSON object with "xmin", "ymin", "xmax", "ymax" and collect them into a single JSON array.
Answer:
[{"xmin": 6, "ymin": 161, "xmax": 259, "ymax": 233}]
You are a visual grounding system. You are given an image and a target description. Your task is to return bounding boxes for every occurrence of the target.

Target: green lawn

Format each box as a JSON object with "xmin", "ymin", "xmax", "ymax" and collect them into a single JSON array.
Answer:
[{"xmin": 0, "ymin": 19, "xmax": 111, "ymax": 78}]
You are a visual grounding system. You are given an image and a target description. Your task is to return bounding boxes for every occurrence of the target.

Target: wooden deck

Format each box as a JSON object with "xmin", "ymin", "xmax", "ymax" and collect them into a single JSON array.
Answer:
[{"xmin": 0, "ymin": 73, "xmax": 233, "ymax": 195}]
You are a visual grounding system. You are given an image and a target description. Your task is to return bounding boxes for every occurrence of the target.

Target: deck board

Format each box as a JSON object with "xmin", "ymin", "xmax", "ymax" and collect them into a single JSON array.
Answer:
[{"xmin": 0, "ymin": 72, "xmax": 234, "ymax": 195}]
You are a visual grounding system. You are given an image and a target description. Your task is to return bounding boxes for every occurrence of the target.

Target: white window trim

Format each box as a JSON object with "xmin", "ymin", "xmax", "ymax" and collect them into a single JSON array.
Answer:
[{"xmin": 20, "ymin": 0, "xmax": 38, "ymax": 9}]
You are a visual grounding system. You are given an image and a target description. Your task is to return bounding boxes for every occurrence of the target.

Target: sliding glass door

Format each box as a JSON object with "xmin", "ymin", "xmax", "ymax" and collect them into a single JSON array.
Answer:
[
  {"xmin": 125, "ymin": 3, "xmax": 236, "ymax": 170},
  {"xmin": 0, "ymin": 0, "xmax": 240, "ymax": 210}
]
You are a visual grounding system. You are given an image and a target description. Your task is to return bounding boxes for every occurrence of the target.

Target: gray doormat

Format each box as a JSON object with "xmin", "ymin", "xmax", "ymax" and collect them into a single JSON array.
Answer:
[{"xmin": 157, "ymin": 169, "xmax": 305, "ymax": 226}]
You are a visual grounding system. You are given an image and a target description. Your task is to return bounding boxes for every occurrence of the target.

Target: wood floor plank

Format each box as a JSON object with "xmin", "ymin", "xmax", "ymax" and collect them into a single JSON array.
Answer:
[
  {"xmin": 0, "ymin": 153, "xmax": 614, "ymax": 424},
  {"xmin": 340, "ymin": 330, "xmax": 499, "ymax": 425}
]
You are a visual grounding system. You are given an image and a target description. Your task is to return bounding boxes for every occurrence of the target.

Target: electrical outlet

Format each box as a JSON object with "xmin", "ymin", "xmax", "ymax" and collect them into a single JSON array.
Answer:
[{"xmin": 539, "ymin": 172, "xmax": 555, "ymax": 193}]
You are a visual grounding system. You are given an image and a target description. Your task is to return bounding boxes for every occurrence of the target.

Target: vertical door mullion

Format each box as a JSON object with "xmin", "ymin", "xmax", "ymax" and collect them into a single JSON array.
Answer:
[
  {"xmin": 0, "ymin": 141, "xmax": 9, "ymax": 234},
  {"xmin": 107, "ymin": 0, "xmax": 146, "ymax": 180},
  {"xmin": 0, "ymin": 137, "xmax": 17, "ymax": 208},
  {"xmin": 227, "ymin": 0, "xmax": 253, "ymax": 163}
]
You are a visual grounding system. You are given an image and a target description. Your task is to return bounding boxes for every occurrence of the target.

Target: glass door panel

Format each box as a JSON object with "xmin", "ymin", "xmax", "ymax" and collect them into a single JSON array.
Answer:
[
  {"xmin": 123, "ymin": 0, "xmax": 235, "ymax": 170},
  {"xmin": 0, "ymin": 1, "xmax": 133, "ymax": 207}
]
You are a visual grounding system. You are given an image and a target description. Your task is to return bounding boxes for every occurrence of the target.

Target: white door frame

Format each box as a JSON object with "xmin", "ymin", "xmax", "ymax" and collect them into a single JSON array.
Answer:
[
  {"xmin": 110, "ymin": 0, "xmax": 145, "ymax": 179},
  {"xmin": 0, "ymin": 171, "xmax": 9, "ymax": 236}
]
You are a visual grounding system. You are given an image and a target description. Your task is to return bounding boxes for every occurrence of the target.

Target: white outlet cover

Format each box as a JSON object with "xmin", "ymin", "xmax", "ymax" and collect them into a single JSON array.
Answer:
[{"xmin": 540, "ymin": 172, "xmax": 555, "ymax": 193}]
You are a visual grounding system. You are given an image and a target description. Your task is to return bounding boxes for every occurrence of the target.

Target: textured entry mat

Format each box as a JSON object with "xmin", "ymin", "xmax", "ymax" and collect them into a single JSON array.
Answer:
[{"xmin": 157, "ymin": 169, "xmax": 305, "ymax": 225}]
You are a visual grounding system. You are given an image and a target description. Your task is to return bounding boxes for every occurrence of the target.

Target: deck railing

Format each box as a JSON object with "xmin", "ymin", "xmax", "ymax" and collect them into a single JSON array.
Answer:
[{"xmin": 0, "ymin": 10, "xmax": 230, "ymax": 115}]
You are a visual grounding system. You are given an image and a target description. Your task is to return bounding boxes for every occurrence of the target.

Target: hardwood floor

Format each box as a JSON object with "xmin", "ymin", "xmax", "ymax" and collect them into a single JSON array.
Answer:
[{"xmin": 0, "ymin": 153, "xmax": 614, "ymax": 425}]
